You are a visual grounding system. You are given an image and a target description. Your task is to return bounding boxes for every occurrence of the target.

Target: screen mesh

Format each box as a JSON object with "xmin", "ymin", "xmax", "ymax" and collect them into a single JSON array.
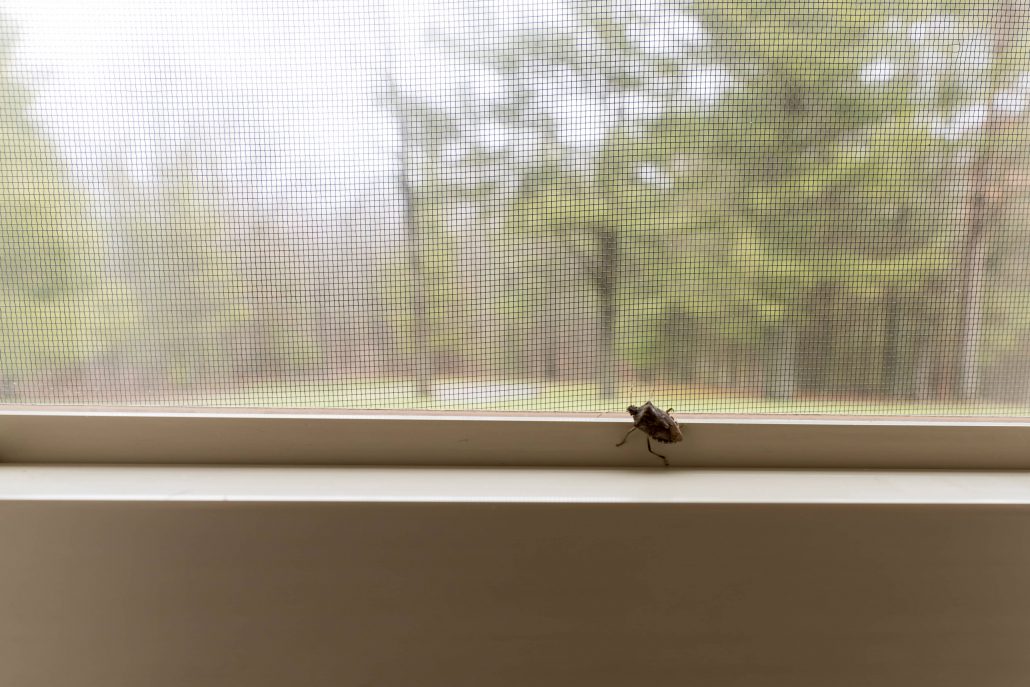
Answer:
[{"xmin": 4, "ymin": 0, "xmax": 1030, "ymax": 414}]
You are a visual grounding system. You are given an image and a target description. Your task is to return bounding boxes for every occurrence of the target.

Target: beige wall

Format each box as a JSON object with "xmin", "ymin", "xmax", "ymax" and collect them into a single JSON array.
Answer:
[{"xmin": 2, "ymin": 500, "xmax": 1028, "ymax": 686}]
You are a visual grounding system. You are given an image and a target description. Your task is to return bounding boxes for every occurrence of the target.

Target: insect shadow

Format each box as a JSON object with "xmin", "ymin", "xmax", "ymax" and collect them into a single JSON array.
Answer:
[{"xmin": 615, "ymin": 401, "xmax": 683, "ymax": 467}]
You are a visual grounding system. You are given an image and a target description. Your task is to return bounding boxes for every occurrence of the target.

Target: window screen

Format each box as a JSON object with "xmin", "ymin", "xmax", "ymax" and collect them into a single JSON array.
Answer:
[{"xmin": 3, "ymin": 0, "xmax": 1030, "ymax": 414}]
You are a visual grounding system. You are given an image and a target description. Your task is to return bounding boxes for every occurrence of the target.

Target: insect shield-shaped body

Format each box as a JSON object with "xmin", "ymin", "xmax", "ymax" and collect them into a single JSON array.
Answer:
[{"xmin": 615, "ymin": 401, "xmax": 683, "ymax": 467}]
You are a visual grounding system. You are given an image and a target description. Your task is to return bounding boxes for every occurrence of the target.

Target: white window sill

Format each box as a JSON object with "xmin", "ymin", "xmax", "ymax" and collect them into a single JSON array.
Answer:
[{"xmin": 2, "ymin": 466, "xmax": 1029, "ymax": 504}]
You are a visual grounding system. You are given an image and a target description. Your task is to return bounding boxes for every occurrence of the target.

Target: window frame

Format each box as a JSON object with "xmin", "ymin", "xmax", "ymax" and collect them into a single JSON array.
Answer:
[{"xmin": 2, "ymin": 405, "xmax": 1029, "ymax": 469}]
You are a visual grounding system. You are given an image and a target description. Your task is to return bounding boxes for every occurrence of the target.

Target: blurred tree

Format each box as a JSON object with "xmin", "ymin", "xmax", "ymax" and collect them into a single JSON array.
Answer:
[
  {"xmin": 378, "ymin": 74, "xmax": 470, "ymax": 397},
  {"xmin": 0, "ymin": 18, "xmax": 99, "ymax": 399},
  {"xmin": 416, "ymin": 0, "xmax": 1030, "ymax": 408},
  {"xmin": 953, "ymin": 0, "xmax": 1028, "ymax": 399},
  {"xmin": 686, "ymin": 0, "xmax": 1024, "ymax": 400},
  {"xmin": 108, "ymin": 146, "xmax": 245, "ymax": 396},
  {"xmin": 465, "ymin": 0, "xmax": 720, "ymax": 398}
]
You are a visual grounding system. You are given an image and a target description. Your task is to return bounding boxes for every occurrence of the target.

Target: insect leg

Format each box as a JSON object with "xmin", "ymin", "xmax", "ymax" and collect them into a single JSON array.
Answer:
[
  {"xmin": 615, "ymin": 426, "xmax": 638, "ymax": 447},
  {"xmin": 647, "ymin": 437, "xmax": 670, "ymax": 468},
  {"xmin": 665, "ymin": 408, "xmax": 674, "ymax": 413}
]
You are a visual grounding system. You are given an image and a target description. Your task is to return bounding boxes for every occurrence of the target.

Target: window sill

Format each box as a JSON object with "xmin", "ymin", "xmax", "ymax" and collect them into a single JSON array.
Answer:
[
  {"xmin": 4, "ymin": 407, "xmax": 1030, "ymax": 469},
  {"xmin": 2, "ymin": 465, "xmax": 1030, "ymax": 504}
]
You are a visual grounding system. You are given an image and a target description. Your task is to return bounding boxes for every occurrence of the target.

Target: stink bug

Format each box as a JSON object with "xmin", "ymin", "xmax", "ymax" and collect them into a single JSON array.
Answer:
[{"xmin": 616, "ymin": 401, "xmax": 683, "ymax": 467}]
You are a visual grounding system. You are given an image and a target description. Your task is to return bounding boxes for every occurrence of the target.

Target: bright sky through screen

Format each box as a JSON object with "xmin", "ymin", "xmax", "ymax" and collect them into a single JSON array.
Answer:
[{"xmin": 1, "ymin": 0, "xmax": 731, "ymax": 205}]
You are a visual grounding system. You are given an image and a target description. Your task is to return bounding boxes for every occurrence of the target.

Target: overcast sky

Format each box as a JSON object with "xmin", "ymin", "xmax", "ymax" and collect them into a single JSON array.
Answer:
[
  {"xmin": 0, "ymin": 0, "xmax": 572, "ymax": 202},
  {"xmin": 4, "ymin": 0, "xmax": 1007, "ymax": 217},
  {"xmin": 0, "ymin": 0, "xmax": 738, "ymax": 204}
]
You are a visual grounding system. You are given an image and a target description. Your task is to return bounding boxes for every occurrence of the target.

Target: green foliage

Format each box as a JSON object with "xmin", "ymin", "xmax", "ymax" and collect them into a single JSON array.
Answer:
[
  {"xmin": 10, "ymin": 1, "xmax": 1030, "ymax": 406},
  {"xmin": 457, "ymin": 0, "xmax": 1030, "ymax": 398},
  {"xmin": 0, "ymin": 21, "xmax": 105, "ymax": 380}
]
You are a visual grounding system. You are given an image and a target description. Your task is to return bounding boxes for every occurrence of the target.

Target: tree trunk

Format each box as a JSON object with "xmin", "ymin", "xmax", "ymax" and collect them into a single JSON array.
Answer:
[
  {"xmin": 765, "ymin": 316, "xmax": 797, "ymax": 401},
  {"xmin": 956, "ymin": 189, "xmax": 989, "ymax": 400},
  {"xmin": 662, "ymin": 309, "xmax": 695, "ymax": 384},
  {"xmin": 913, "ymin": 330, "xmax": 933, "ymax": 401},
  {"xmin": 595, "ymin": 226, "xmax": 619, "ymax": 399},
  {"xmin": 882, "ymin": 289, "xmax": 901, "ymax": 397},
  {"xmin": 246, "ymin": 220, "xmax": 276, "ymax": 379},
  {"xmin": 541, "ymin": 306, "xmax": 561, "ymax": 382},
  {"xmin": 540, "ymin": 234, "xmax": 563, "ymax": 382},
  {"xmin": 369, "ymin": 288, "xmax": 400, "ymax": 378},
  {"xmin": 955, "ymin": 0, "xmax": 1016, "ymax": 401},
  {"xmin": 805, "ymin": 281, "xmax": 835, "ymax": 393},
  {"xmin": 881, "ymin": 206, "xmax": 910, "ymax": 398},
  {"xmin": 397, "ymin": 108, "xmax": 433, "ymax": 399}
]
